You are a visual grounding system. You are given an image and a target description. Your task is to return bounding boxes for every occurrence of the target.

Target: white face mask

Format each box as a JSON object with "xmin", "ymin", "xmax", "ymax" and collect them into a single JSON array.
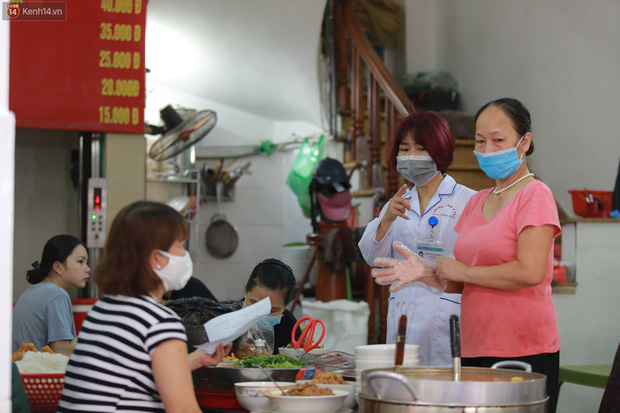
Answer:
[
  {"xmin": 153, "ymin": 250, "xmax": 193, "ymax": 291},
  {"xmin": 396, "ymin": 155, "xmax": 439, "ymax": 186}
]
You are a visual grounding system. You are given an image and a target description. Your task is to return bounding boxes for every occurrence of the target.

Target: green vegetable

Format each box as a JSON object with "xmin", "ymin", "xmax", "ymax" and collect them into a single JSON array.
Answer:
[{"xmin": 234, "ymin": 355, "xmax": 306, "ymax": 369}]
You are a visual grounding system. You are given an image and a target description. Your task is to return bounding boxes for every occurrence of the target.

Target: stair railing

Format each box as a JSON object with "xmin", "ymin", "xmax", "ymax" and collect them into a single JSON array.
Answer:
[
  {"xmin": 331, "ymin": 0, "xmax": 413, "ymax": 344},
  {"xmin": 333, "ymin": 0, "xmax": 414, "ymax": 198}
]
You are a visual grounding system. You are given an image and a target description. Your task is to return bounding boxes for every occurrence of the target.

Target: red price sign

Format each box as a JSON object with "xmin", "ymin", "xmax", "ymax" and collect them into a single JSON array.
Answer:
[{"xmin": 9, "ymin": 0, "xmax": 146, "ymax": 133}]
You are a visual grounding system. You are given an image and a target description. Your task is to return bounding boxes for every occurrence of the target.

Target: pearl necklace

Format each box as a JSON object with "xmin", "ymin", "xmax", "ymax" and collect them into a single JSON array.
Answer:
[{"xmin": 492, "ymin": 173, "xmax": 534, "ymax": 194}]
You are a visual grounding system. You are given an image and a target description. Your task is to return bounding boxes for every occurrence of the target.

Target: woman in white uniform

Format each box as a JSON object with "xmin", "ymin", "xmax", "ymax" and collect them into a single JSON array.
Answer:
[{"xmin": 358, "ymin": 111, "xmax": 476, "ymax": 366}]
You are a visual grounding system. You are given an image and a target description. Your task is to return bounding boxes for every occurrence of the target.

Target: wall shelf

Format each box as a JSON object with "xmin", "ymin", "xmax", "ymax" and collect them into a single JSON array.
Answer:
[{"xmin": 145, "ymin": 170, "xmax": 201, "ymax": 260}]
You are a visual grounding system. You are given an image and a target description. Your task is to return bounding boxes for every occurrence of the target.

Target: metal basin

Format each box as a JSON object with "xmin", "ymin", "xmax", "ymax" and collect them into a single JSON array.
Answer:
[{"xmin": 360, "ymin": 362, "xmax": 547, "ymax": 409}]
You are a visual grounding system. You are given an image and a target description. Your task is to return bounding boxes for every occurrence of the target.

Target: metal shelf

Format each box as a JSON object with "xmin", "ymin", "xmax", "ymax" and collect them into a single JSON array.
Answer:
[{"xmin": 146, "ymin": 170, "xmax": 201, "ymax": 261}]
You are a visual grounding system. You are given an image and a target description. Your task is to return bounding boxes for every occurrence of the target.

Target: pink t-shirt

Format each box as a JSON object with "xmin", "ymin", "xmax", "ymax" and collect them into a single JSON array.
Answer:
[{"xmin": 453, "ymin": 180, "xmax": 561, "ymax": 358}]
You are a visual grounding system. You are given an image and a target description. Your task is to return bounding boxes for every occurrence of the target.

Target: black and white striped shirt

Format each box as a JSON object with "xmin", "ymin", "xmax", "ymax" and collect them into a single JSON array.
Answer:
[{"xmin": 58, "ymin": 295, "xmax": 187, "ymax": 412}]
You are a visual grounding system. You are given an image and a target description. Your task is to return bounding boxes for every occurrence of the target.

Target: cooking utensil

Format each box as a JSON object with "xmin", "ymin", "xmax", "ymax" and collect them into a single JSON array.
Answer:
[
  {"xmin": 257, "ymin": 365, "xmax": 289, "ymax": 396},
  {"xmin": 450, "ymin": 314, "xmax": 461, "ymax": 381},
  {"xmin": 291, "ymin": 316, "xmax": 326, "ymax": 352},
  {"xmin": 360, "ymin": 362, "xmax": 547, "ymax": 411},
  {"xmin": 205, "ymin": 180, "xmax": 238, "ymax": 258},
  {"xmin": 394, "ymin": 314, "xmax": 407, "ymax": 373}
]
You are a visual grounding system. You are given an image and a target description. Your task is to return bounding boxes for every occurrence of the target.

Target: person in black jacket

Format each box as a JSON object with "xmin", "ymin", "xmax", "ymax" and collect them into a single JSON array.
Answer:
[
  {"xmin": 242, "ymin": 258, "xmax": 301, "ymax": 354},
  {"xmin": 169, "ymin": 276, "xmax": 217, "ymax": 301}
]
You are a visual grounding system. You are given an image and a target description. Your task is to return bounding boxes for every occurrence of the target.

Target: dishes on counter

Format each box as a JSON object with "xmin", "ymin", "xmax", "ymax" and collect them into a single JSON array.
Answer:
[
  {"xmin": 355, "ymin": 357, "xmax": 419, "ymax": 371},
  {"xmin": 278, "ymin": 347, "xmax": 305, "ymax": 358},
  {"xmin": 193, "ymin": 365, "xmax": 302, "ymax": 410},
  {"xmin": 296, "ymin": 380, "xmax": 356, "ymax": 409},
  {"xmin": 234, "ymin": 381, "xmax": 296, "ymax": 411},
  {"xmin": 354, "ymin": 343, "xmax": 420, "ymax": 381},
  {"xmin": 265, "ymin": 389, "xmax": 349, "ymax": 413},
  {"xmin": 354, "ymin": 343, "xmax": 419, "ymax": 359},
  {"xmin": 278, "ymin": 347, "xmax": 329, "ymax": 359}
]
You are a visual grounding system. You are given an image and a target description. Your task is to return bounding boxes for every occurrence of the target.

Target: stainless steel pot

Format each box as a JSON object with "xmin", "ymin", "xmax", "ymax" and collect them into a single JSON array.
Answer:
[{"xmin": 359, "ymin": 361, "xmax": 547, "ymax": 413}]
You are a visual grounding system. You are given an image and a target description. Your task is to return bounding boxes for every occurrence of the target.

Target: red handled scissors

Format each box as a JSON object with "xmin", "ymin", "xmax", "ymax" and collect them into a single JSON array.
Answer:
[{"xmin": 291, "ymin": 316, "xmax": 326, "ymax": 352}]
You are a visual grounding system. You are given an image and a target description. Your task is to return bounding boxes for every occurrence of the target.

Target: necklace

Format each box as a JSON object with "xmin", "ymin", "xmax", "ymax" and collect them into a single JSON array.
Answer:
[{"xmin": 493, "ymin": 173, "xmax": 534, "ymax": 194}]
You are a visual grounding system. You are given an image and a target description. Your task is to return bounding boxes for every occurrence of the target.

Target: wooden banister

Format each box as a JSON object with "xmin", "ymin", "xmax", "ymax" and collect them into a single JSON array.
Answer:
[
  {"xmin": 342, "ymin": 3, "xmax": 412, "ymax": 116},
  {"xmin": 334, "ymin": 0, "xmax": 413, "ymax": 198},
  {"xmin": 332, "ymin": 0, "xmax": 413, "ymax": 344}
]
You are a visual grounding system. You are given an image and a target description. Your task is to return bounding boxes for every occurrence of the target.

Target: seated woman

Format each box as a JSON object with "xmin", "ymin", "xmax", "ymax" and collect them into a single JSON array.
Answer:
[
  {"xmin": 12, "ymin": 235, "xmax": 90, "ymax": 355},
  {"xmin": 241, "ymin": 258, "xmax": 301, "ymax": 353},
  {"xmin": 58, "ymin": 201, "xmax": 230, "ymax": 412}
]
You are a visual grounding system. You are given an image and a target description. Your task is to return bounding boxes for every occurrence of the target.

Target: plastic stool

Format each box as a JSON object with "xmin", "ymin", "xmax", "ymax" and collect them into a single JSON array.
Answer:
[{"xmin": 559, "ymin": 365, "xmax": 612, "ymax": 389}]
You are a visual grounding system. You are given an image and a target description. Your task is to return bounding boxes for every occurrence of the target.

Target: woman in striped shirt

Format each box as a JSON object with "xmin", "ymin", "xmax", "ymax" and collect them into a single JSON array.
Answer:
[{"xmin": 58, "ymin": 201, "xmax": 230, "ymax": 413}]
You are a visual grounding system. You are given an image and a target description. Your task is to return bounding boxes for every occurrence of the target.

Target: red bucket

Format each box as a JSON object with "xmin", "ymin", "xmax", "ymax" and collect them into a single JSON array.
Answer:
[{"xmin": 71, "ymin": 298, "xmax": 98, "ymax": 334}]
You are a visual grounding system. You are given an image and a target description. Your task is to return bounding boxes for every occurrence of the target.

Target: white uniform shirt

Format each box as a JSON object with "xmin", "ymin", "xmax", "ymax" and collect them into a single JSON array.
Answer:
[{"xmin": 358, "ymin": 175, "xmax": 476, "ymax": 366}]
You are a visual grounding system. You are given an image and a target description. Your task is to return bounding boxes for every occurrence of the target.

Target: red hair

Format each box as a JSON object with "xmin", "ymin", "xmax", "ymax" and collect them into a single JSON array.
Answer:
[{"xmin": 388, "ymin": 111, "xmax": 455, "ymax": 173}]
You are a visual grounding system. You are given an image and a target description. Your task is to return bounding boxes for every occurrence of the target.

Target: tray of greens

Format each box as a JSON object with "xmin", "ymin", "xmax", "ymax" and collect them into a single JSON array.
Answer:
[{"xmin": 234, "ymin": 355, "xmax": 306, "ymax": 369}]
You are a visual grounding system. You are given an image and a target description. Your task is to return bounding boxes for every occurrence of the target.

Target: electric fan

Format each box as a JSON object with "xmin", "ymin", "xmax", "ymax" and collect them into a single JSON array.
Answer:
[{"xmin": 147, "ymin": 105, "xmax": 217, "ymax": 161}]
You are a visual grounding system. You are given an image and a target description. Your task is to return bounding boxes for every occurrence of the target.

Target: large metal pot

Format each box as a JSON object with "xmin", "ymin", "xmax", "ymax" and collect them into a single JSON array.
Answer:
[{"xmin": 359, "ymin": 361, "xmax": 547, "ymax": 413}]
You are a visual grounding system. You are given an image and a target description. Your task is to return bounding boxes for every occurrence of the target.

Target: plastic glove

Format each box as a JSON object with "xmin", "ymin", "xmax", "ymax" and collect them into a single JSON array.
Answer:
[{"xmin": 371, "ymin": 241, "xmax": 447, "ymax": 294}]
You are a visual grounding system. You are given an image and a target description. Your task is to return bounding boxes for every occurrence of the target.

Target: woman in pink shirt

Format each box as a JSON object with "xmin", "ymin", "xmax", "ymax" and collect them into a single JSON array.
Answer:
[
  {"xmin": 373, "ymin": 98, "xmax": 561, "ymax": 412},
  {"xmin": 439, "ymin": 98, "xmax": 561, "ymax": 413}
]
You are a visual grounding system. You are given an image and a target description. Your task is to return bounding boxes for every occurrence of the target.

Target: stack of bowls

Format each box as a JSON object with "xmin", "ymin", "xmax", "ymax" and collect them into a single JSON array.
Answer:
[{"xmin": 354, "ymin": 344, "xmax": 419, "ymax": 381}]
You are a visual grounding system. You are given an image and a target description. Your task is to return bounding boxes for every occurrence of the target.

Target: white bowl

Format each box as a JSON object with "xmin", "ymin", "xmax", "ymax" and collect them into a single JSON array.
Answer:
[
  {"xmin": 265, "ymin": 389, "xmax": 348, "ymax": 413},
  {"xmin": 306, "ymin": 347, "xmax": 329, "ymax": 355},
  {"xmin": 355, "ymin": 358, "xmax": 419, "ymax": 371},
  {"xmin": 354, "ymin": 352, "xmax": 419, "ymax": 361},
  {"xmin": 354, "ymin": 344, "xmax": 419, "ymax": 359},
  {"xmin": 278, "ymin": 347, "xmax": 305, "ymax": 358},
  {"xmin": 234, "ymin": 381, "xmax": 296, "ymax": 411},
  {"xmin": 296, "ymin": 380, "xmax": 357, "ymax": 409}
]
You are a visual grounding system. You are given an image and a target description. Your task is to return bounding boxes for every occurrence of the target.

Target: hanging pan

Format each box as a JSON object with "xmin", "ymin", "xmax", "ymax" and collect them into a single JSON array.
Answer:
[{"xmin": 206, "ymin": 180, "xmax": 238, "ymax": 258}]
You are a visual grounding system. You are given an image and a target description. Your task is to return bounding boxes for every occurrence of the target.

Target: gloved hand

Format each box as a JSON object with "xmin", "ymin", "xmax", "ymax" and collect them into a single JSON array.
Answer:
[{"xmin": 371, "ymin": 241, "xmax": 446, "ymax": 294}]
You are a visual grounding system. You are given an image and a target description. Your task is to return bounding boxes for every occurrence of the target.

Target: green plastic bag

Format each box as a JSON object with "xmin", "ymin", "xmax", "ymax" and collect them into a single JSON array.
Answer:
[{"xmin": 286, "ymin": 135, "xmax": 324, "ymax": 217}]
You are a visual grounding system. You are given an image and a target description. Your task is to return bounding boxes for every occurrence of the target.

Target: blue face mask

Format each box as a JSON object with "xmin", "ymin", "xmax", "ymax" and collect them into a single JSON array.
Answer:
[
  {"xmin": 474, "ymin": 136, "xmax": 524, "ymax": 180},
  {"xmin": 260, "ymin": 314, "xmax": 284, "ymax": 328},
  {"xmin": 243, "ymin": 300, "xmax": 284, "ymax": 328}
]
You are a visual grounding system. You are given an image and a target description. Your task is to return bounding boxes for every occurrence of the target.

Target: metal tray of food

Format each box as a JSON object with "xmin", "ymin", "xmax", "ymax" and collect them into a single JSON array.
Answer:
[{"xmin": 193, "ymin": 366, "xmax": 302, "ymax": 394}]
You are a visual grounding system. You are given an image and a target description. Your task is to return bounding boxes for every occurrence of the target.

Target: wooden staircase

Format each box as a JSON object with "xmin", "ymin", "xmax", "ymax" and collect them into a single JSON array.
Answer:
[
  {"xmin": 449, "ymin": 139, "xmax": 495, "ymax": 191},
  {"xmin": 439, "ymin": 110, "xmax": 493, "ymax": 190}
]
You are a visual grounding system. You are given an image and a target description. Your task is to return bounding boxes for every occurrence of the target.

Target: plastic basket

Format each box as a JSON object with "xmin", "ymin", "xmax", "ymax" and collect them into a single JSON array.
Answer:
[
  {"xmin": 21, "ymin": 373, "xmax": 65, "ymax": 413},
  {"xmin": 568, "ymin": 190, "xmax": 613, "ymax": 217}
]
